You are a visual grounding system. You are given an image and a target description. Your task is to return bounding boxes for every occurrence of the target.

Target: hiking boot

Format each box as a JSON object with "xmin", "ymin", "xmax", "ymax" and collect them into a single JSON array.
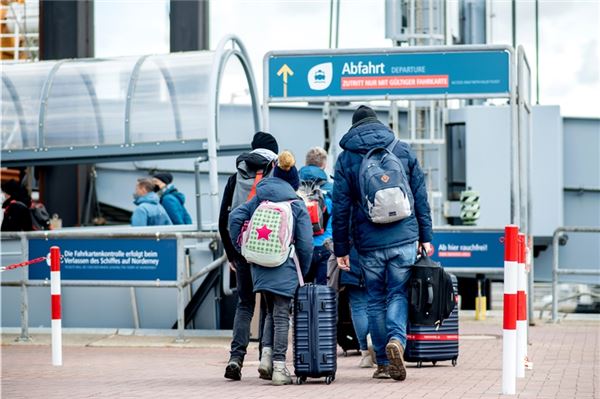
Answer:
[
  {"xmin": 372, "ymin": 365, "xmax": 391, "ymax": 379},
  {"xmin": 386, "ymin": 339, "xmax": 407, "ymax": 381},
  {"xmin": 224, "ymin": 357, "xmax": 242, "ymax": 381},
  {"xmin": 359, "ymin": 349, "xmax": 375, "ymax": 368},
  {"xmin": 271, "ymin": 361, "xmax": 292, "ymax": 386},
  {"xmin": 258, "ymin": 347, "xmax": 273, "ymax": 380}
]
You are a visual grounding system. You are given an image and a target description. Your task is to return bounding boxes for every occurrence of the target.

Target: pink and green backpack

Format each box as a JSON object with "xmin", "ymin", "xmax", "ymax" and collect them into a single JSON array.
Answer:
[{"xmin": 241, "ymin": 200, "xmax": 295, "ymax": 267}]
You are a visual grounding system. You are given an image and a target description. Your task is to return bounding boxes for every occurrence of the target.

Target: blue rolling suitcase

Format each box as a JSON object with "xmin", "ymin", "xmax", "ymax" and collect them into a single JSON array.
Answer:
[
  {"xmin": 404, "ymin": 274, "xmax": 459, "ymax": 368},
  {"xmin": 293, "ymin": 283, "xmax": 337, "ymax": 384}
]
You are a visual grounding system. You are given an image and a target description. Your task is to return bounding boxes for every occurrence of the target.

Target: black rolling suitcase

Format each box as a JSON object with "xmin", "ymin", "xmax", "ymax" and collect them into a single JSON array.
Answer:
[
  {"xmin": 337, "ymin": 288, "xmax": 360, "ymax": 355},
  {"xmin": 293, "ymin": 283, "xmax": 337, "ymax": 384},
  {"xmin": 404, "ymin": 274, "xmax": 459, "ymax": 368}
]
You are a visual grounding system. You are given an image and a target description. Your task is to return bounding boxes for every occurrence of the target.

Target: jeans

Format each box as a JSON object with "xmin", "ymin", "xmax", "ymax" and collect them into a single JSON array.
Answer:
[
  {"xmin": 308, "ymin": 244, "xmax": 330, "ymax": 284},
  {"xmin": 261, "ymin": 292, "xmax": 292, "ymax": 362},
  {"xmin": 229, "ymin": 260, "xmax": 255, "ymax": 361},
  {"xmin": 359, "ymin": 242, "xmax": 417, "ymax": 365},
  {"xmin": 347, "ymin": 285, "xmax": 370, "ymax": 351}
]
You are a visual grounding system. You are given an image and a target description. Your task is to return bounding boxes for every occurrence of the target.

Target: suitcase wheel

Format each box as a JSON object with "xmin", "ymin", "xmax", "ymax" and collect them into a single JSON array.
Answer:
[
  {"xmin": 432, "ymin": 361, "xmax": 437, "ymax": 366},
  {"xmin": 325, "ymin": 375, "xmax": 334, "ymax": 385},
  {"xmin": 452, "ymin": 358, "xmax": 457, "ymax": 367},
  {"xmin": 296, "ymin": 376, "xmax": 307, "ymax": 385},
  {"xmin": 417, "ymin": 361, "xmax": 422, "ymax": 368}
]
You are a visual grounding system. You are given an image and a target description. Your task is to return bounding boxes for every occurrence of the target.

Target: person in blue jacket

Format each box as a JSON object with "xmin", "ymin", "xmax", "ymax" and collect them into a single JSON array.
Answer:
[
  {"xmin": 152, "ymin": 172, "xmax": 192, "ymax": 225},
  {"xmin": 131, "ymin": 178, "xmax": 172, "ymax": 227},
  {"xmin": 298, "ymin": 146, "xmax": 333, "ymax": 284},
  {"xmin": 333, "ymin": 106, "xmax": 433, "ymax": 381},
  {"xmin": 229, "ymin": 151, "xmax": 313, "ymax": 386}
]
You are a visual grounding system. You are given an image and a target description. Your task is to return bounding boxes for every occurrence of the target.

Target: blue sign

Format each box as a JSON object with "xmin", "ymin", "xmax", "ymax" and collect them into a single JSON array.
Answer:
[
  {"xmin": 268, "ymin": 49, "xmax": 510, "ymax": 100},
  {"xmin": 28, "ymin": 239, "xmax": 177, "ymax": 281},
  {"xmin": 431, "ymin": 231, "xmax": 504, "ymax": 269}
]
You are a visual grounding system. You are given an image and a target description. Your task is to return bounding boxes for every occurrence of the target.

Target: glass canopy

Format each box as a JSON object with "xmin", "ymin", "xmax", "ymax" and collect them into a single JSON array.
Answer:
[{"xmin": 1, "ymin": 35, "xmax": 261, "ymax": 165}]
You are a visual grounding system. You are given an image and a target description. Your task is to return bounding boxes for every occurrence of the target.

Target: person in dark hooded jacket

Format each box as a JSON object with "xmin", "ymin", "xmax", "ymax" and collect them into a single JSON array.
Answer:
[
  {"xmin": 1, "ymin": 179, "xmax": 33, "ymax": 232},
  {"xmin": 333, "ymin": 105, "xmax": 433, "ymax": 381},
  {"xmin": 221, "ymin": 131, "xmax": 279, "ymax": 381},
  {"xmin": 152, "ymin": 172, "xmax": 192, "ymax": 225},
  {"xmin": 229, "ymin": 151, "xmax": 313, "ymax": 386}
]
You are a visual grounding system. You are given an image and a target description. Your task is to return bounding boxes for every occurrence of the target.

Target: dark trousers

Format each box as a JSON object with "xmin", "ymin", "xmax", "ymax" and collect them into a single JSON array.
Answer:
[
  {"xmin": 229, "ymin": 260, "xmax": 255, "ymax": 361},
  {"xmin": 261, "ymin": 292, "xmax": 292, "ymax": 362}
]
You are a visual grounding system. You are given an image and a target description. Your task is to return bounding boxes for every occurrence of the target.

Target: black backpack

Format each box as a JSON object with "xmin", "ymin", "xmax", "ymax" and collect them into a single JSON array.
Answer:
[
  {"xmin": 30, "ymin": 202, "xmax": 51, "ymax": 230},
  {"xmin": 409, "ymin": 247, "xmax": 456, "ymax": 327}
]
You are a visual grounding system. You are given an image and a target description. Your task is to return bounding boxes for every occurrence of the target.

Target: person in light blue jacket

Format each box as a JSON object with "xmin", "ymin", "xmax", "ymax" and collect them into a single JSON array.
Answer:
[
  {"xmin": 152, "ymin": 172, "xmax": 192, "ymax": 225},
  {"xmin": 131, "ymin": 178, "xmax": 172, "ymax": 227}
]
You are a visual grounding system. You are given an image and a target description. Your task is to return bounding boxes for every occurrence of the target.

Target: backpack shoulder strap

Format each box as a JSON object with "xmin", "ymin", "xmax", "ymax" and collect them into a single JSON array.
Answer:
[
  {"xmin": 364, "ymin": 138, "xmax": 398, "ymax": 159},
  {"xmin": 386, "ymin": 138, "xmax": 399, "ymax": 153},
  {"xmin": 246, "ymin": 170, "xmax": 264, "ymax": 201}
]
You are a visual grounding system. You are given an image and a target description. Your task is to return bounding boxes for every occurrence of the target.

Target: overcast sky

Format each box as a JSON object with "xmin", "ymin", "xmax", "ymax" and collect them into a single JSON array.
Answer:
[{"xmin": 95, "ymin": 0, "xmax": 599, "ymax": 117}]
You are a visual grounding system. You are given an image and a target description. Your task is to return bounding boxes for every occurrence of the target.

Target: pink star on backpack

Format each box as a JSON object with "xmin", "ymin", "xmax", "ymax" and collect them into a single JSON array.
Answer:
[{"xmin": 256, "ymin": 224, "xmax": 272, "ymax": 240}]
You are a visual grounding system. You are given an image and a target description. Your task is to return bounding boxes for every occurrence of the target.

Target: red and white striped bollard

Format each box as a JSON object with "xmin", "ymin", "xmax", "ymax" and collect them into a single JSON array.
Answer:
[
  {"xmin": 517, "ymin": 233, "xmax": 527, "ymax": 378},
  {"xmin": 50, "ymin": 246, "xmax": 62, "ymax": 366},
  {"xmin": 503, "ymin": 225, "xmax": 518, "ymax": 394}
]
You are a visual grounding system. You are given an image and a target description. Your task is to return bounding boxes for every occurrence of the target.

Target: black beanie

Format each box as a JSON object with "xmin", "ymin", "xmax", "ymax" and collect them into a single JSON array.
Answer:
[
  {"xmin": 273, "ymin": 165, "xmax": 300, "ymax": 191},
  {"xmin": 153, "ymin": 172, "xmax": 173, "ymax": 185},
  {"xmin": 352, "ymin": 105, "xmax": 378, "ymax": 124},
  {"xmin": 251, "ymin": 131, "xmax": 279, "ymax": 154}
]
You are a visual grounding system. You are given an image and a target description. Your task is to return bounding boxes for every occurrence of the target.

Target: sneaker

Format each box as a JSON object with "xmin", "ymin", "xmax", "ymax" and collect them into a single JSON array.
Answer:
[
  {"xmin": 372, "ymin": 365, "xmax": 391, "ymax": 379},
  {"xmin": 224, "ymin": 357, "xmax": 242, "ymax": 381},
  {"xmin": 271, "ymin": 360, "xmax": 292, "ymax": 386},
  {"xmin": 258, "ymin": 347, "xmax": 273, "ymax": 380},
  {"xmin": 359, "ymin": 350, "xmax": 375, "ymax": 368},
  {"xmin": 385, "ymin": 339, "xmax": 407, "ymax": 381}
]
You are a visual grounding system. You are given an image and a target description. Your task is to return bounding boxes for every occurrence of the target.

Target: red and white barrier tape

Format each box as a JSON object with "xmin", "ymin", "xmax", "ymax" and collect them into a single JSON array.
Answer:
[{"xmin": 0, "ymin": 257, "xmax": 48, "ymax": 272}]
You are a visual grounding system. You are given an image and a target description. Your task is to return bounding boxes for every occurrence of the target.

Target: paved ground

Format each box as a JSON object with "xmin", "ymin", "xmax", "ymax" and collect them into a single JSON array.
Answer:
[{"xmin": 1, "ymin": 316, "xmax": 598, "ymax": 399}]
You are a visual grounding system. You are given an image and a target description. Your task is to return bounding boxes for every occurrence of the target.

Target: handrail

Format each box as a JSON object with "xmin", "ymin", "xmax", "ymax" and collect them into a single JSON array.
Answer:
[
  {"xmin": 552, "ymin": 226, "xmax": 600, "ymax": 323},
  {"xmin": 0, "ymin": 231, "xmax": 220, "ymax": 240},
  {"xmin": 0, "ymin": 232, "xmax": 226, "ymax": 342}
]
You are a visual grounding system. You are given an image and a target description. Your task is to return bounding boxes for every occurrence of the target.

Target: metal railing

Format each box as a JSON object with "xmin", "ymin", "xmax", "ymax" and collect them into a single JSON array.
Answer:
[
  {"xmin": 552, "ymin": 226, "xmax": 600, "ymax": 323},
  {"xmin": 0, "ymin": 230, "xmax": 226, "ymax": 342}
]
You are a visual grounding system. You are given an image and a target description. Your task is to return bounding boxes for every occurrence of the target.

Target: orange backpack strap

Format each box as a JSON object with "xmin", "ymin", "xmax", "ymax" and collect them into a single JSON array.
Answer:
[{"xmin": 246, "ymin": 170, "xmax": 264, "ymax": 201}]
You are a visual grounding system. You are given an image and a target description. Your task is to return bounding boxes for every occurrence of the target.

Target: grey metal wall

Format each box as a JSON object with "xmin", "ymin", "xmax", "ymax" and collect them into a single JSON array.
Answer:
[{"xmin": 534, "ymin": 117, "xmax": 600, "ymax": 283}]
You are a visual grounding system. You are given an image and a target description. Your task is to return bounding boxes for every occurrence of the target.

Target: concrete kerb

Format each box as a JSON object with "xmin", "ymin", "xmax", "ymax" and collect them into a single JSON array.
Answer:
[{"xmin": 1, "ymin": 327, "xmax": 234, "ymax": 348}]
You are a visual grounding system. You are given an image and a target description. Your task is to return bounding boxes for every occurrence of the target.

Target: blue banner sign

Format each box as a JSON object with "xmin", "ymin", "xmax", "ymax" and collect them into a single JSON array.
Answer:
[
  {"xmin": 268, "ymin": 48, "xmax": 510, "ymax": 100},
  {"xmin": 28, "ymin": 238, "xmax": 177, "ymax": 281},
  {"xmin": 430, "ymin": 231, "xmax": 504, "ymax": 269}
]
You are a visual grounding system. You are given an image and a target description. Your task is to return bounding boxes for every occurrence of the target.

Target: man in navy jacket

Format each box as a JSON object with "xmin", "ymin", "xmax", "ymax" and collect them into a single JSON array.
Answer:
[{"xmin": 333, "ymin": 106, "xmax": 433, "ymax": 381}]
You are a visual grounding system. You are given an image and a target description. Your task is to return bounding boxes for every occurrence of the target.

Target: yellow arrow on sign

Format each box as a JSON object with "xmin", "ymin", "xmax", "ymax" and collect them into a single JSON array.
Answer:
[{"xmin": 277, "ymin": 64, "xmax": 294, "ymax": 97}]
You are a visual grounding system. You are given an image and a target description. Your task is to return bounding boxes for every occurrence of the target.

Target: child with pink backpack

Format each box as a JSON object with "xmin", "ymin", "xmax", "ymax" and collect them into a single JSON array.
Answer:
[{"xmin": 229, "ymin": 151, "xmax": 313, "ymax": 385}]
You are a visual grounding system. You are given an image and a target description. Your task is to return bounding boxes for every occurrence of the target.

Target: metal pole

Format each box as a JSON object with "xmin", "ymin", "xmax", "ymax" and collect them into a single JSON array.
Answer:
[
  {"xmin": 335, "ymin": 0, "xmax": 340, "ymax": 49},
  {"xmin": 129, "ymin": 287, "xmax": 140, "ymax": 329},
  {"xmin": 328, "ymin": 0, "xmax": 334, "ymax": 49},
  {"xmin": 175, "ymin": 235, "xmax": 187, "ymax": 343},
  {"xmin": 511, "ymin": 0, "xmax": 516, "ymax": 49},
  {"xmin": 194, "ymin": 155, "xmax": 208, "ymax": 231},
  {"xmin": 535, "ymin": 0, "xmax": 540, "ymax": 104},
  {"xmin": 551, "ymin": 231, "xmax": 560, "ymax": 323},
  {"xmin": 510, "ymin": 51, "xmax": 520, "ymax": 225},
  {"xmin": 17, "ymin": 235, "xmax": 30, "ymax": 342},
  {"xmin": 18, "ymin": 267, "xmax": 30, "ymax": 342}
]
